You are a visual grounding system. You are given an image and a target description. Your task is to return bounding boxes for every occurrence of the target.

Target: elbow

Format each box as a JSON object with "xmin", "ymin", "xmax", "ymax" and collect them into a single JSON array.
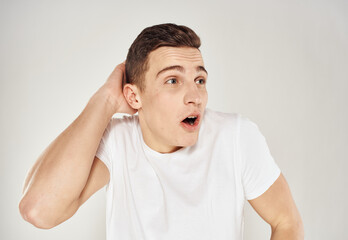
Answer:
[
  {"xmin": 19, "ymin": 198, "xmax": 56, "ymax": 229},
  {"xmin": 286, "ymin": 221, "xmax": 305, "ymax": 239},
  {"xmin": 289, "ymin": 216, "xmax": 305, "ymax": 238},
  {"xmin": 271, "ymin": 219, "xmax": 305, "ymax": 239},
  {"xmin": 295, "ymin": 220, "xmax": 305, "ymax": 239}
]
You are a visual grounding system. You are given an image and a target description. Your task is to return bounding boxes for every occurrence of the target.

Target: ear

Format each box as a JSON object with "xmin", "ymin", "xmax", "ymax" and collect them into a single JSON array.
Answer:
[{"xmin": 123, "ymin": 84, "xmax": 142, "ymax": 110}]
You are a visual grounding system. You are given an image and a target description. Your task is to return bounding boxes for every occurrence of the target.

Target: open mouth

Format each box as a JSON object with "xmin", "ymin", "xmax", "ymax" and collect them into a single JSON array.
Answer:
[
  {"xmin": 182, "ymin": 116, "xmax": 198, "ymax": 126},
  {"xmin": 180, "ymin": 113, "xmax": 200, "ymax": 131}
]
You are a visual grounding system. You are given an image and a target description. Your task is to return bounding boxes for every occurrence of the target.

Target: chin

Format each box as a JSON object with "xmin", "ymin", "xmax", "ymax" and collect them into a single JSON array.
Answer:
[{"xmin": 177, "ymin": 134, "xmax": 199, "ymax": 147}]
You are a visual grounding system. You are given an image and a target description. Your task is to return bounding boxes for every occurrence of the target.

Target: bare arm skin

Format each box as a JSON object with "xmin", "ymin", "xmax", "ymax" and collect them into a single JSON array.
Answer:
[
  {"xmin": 248, "ymin": 173, "xmax": 304, "ymax": 240},
  {"xmin": 19, "ymin": 63, "xmax": 136, "ymax": 229}
]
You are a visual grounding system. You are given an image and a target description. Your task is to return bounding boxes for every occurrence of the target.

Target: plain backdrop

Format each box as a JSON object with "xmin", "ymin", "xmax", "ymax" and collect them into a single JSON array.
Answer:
[{"xmin": 1, "ymin": 0, "xmax": 347, "ymax": 239}]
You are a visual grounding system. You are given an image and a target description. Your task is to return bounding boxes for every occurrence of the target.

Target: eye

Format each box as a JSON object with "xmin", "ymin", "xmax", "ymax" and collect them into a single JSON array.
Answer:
[
  {"xmin": 165, "ymin": 78, "xmax": 177, "ymax": 84},
  {"xmin": 195, "ymin": 78, "xmax": 206, "ymax": 85}
]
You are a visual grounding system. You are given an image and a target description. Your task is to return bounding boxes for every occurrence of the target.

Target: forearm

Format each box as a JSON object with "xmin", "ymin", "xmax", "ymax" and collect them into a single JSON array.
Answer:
[{"xmin": 19, "ymin": 90, "xmax": 116, "ymax": 227}]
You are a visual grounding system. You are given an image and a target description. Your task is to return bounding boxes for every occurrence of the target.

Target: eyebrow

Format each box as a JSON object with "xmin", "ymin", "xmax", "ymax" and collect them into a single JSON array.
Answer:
[{"xmin": 156, "ymin": 65, "xmax": 208, "ymax": 77}]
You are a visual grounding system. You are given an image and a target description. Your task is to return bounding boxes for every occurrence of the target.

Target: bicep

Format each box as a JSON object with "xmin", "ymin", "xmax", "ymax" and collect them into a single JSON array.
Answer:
[
  {"xmin": 247, "ymin": 173, "xmax": 302, "ymax": 230},
  {"xmin": 77, "ymin": 156, "xmax": 110, "ymax": 206}
]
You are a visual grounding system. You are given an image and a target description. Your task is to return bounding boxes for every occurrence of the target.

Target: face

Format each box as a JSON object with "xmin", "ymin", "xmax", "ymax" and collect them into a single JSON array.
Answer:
[{"xmin": 136, "ymin": 46, "xmax": 208, "ymax": 153}]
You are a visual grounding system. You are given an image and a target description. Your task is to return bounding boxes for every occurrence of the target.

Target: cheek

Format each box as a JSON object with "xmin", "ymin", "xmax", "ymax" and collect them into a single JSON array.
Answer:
[
  {"xmin": 157, "ymin": 91, "xmax": 182, "ymax": 107},
  {"xmin": 155, "ymin": 93, "xmax": 182, "ymax": 130},
  {"xmin": 145, "ymin": 92, "xmax": 179, "ymax": 121},
  {"xmin": 198, "ymin": 88, "xmax": 208, "ymax": 105}
]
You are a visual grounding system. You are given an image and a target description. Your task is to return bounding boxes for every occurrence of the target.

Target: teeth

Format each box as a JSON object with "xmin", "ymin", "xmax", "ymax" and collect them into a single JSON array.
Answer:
[{"xmin": 182, "ymin": 115, "xmax": 198, "ymax": 126}]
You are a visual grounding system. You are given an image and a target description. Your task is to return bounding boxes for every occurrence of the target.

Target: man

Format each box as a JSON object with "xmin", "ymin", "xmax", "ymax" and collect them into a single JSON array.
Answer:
[{"xmin": 19, "ymin": 23, "xmax": 304, "ymax": 239}]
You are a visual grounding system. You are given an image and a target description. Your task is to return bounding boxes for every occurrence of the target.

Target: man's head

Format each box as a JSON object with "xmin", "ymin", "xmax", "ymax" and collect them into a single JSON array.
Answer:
[
  {"xmin": 125, "ymin": 23, "xmax": 201, "ymax": 92},
  {"xmin": 124, "ymin": 23, "xmax": 208, "ymax": 153}
]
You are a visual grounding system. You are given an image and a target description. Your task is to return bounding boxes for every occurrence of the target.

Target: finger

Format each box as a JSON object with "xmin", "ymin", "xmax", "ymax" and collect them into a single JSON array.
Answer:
[
  {"xmin": 123, "ymin": 65, "xmax": 127, "ymax": 85},
  {"xmin": 107, "ymin": 63, "xmax": 125, "ymax": 82}
]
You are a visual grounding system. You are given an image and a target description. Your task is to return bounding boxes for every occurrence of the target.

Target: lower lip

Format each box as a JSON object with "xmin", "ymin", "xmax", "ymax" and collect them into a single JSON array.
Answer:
[{"xmin": 180, "ymin": 117, "xmax": 200, "ymax": 132}]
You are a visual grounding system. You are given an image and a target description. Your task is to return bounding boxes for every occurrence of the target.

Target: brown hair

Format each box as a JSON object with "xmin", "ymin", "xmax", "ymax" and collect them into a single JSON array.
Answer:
[{"xmin": 125, "ymin": 23, "xmax": 201, "ymax": 91}]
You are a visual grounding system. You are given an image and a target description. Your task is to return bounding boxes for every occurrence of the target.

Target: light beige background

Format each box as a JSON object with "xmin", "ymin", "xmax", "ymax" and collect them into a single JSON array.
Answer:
[{"xmin": 1, "ymin": 0, "xmax": 347, "ymax": 239}]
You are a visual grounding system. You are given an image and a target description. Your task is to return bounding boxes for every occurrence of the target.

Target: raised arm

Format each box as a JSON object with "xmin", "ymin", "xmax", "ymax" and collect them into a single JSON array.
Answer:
[{"xmin": 19, "ymin": 62, "xmax": 136, "ymax": 229}]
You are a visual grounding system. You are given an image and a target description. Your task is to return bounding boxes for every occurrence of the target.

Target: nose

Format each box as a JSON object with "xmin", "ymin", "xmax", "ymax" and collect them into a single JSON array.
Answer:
[{"xmin": 183, "ymin": 83, "xmax": 202, "ymax": 105}]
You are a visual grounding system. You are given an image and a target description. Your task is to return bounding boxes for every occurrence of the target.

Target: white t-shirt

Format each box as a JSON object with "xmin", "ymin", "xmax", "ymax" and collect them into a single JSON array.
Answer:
[{"xmin": 96, "ymin": 108, "xmax": 281, "ymax": 240}]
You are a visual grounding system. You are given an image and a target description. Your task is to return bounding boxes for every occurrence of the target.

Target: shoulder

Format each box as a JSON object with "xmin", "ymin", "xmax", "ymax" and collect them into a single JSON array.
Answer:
[
  {"xmin": 201, "ymin": 109, "xmax": 242, "ymax": 140},
  {"xmin": 238, "ymin": 115, "xmax": 264, "ymax": 141}
]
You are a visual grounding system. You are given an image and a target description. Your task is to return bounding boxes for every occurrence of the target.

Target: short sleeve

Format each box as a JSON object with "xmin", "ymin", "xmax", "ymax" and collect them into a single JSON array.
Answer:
[
  {"xmin": 95, "ymin": 119, "xmax": 114, "ymax": 174},
  {"xmin": 239, "ymin": 117, "xmax": 281, "ymax": 200}
]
